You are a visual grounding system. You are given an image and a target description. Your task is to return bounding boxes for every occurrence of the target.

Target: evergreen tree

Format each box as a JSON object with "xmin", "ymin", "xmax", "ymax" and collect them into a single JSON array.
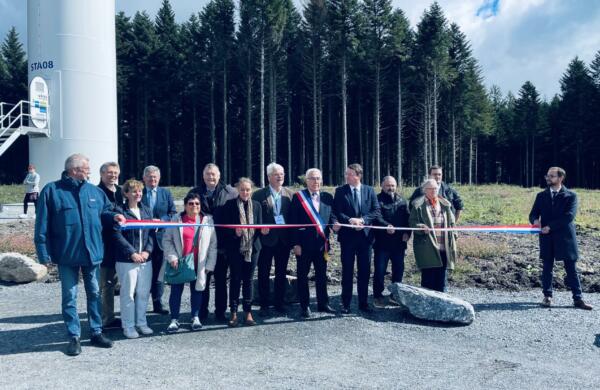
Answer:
[{"xmin": 1, "ymin": 27, "xmax": 27, "ymax": 104}]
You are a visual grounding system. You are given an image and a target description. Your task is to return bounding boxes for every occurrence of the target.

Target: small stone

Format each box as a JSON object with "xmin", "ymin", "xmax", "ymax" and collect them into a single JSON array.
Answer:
[
  {"xmin": 0, "ymin": 252, "xmax": 47, "ymax": 283},
  {"xmin": 388, "ymin": 282, "xmax": 475, "ymax": 325}
]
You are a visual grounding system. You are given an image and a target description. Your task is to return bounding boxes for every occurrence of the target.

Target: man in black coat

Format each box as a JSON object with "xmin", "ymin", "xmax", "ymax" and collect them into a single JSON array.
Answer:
[
  {"xmin": 289, "ymin": 168, "xmax": 336, "ymax": 318},
  {"xmin": 97, "ymin": 162, "xmax": 124, "ymax": 328},
  {"xmin": 188, "ymin": 163, "xmax": 238, "ymax": 321},
  {"xmin": 528, "ymin": 167, "xmax": 592, "ymax": 310},
  {"xmin": 410, "ymin": 165, "xmax": 463, "ymax": 220},
  {"xmin": 252, "ymin": 162, "xmax": 294, "ymax": 314},
  {"xmin": 373, "ymin": 176, "xmax": 410, "ymax": 307},
  {"xmin": 333, "ymin": 163, "xmax": 381, "ymax": 314}
]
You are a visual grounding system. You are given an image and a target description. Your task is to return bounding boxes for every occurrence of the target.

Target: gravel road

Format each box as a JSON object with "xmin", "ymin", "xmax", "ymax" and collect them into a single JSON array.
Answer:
[{"xmin": 0, "ymin": 282, "xmax": 598, "ymax": 390}]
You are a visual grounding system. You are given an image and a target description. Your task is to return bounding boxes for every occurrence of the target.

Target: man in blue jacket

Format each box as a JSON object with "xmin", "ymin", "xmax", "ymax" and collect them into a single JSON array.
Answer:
[
  {"xmin": 35, "ymin": 154, "xmax": 125, "ymax": 356},
  {"xmin": 528, "ymin": 167, "xmax": 592, "ymax": 310},
  {"xmin": 142, "ymin": 165, "xmax": 177, "ymax": 314}
]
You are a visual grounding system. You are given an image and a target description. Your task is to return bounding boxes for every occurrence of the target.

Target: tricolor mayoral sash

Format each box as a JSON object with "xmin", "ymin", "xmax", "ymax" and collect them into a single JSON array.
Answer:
[{"xmin": 296, "ymin": 190, "xmax": 329, "ymax": 261}]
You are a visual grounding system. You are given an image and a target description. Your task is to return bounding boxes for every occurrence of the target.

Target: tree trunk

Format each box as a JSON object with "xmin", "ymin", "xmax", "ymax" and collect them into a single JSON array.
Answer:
[
  {"xmin": 259, "ymin": 41, "xmax": 265, "ymax": 186},
  {"xmin": 193, "ymin": 103, "xmax": 198, "ymax": 186},
  {"xmin": 312, "ymin": 55, "xmax": 318, "ymax": 167},
  {"xmin": 223, "ymin": 61, "xmax": 228, "ymax": 183},
  {"xmin": 340, "ymin": 54, "xmax": 348, "ymax": 180},
  {"xmin": 468, "ymin": 135, "xmax": 473, "ymax": 185},
  {"xmin": 246, "ymin": 75, "xmax": 252, "ymax": 178},
  {"xmin": 268, "ymin": 56, "xmax": 277, "ymax": 163},
  {"xmin": 287, "ymin": 96, "xmax": 292, "ymax": 185},
  {"xmin": 165, "ymin": 120, "xmax": 171, "ymax": 185},
  {"xmin": 373, "ymin": 63, "xmax": 381, "ymax": 185},
  {"xmin": 210, "ymin": 77, "xmax": 216, "ymax": 164},
  {"xmin": 433, "ymin": 71, "xmax": 438, "ymax": 165},
  {"xmin": 397, "ymin": 68, "xmax": 403, "ymax": 184},
  {"xmin": 451, "ymin": 112, "xmax": 456, "ymax": 183}
]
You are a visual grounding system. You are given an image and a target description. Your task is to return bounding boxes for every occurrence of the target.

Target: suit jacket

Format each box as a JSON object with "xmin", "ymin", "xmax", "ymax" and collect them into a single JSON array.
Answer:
[
  {"xmin": 142, "ymin": 186, "xmax": 177, "ymax": 250},
  {"xmin": 252, "ymin": 186, "xmax": 294, "ymax": 247},
  {"xmin": 528, "ymin": 186, "xmax": 578, "ymax": 261},
  {"xmin": 333, "ymin": 184, "xmax": 381, "ymax": 243},
  {"xmin": 374, "ymin": 191, "xmax": 410, "ymax": 251},
  {"xmin": 289, "ymin": 189, "xmax": 336, "ymax": 252},
  {"xmin": 221, "ymin": 198, "xmax": 263, "ymax": 257},
  {"xmin": 98, "ymin": 182, "xmax": 124, "ymax": 268}
]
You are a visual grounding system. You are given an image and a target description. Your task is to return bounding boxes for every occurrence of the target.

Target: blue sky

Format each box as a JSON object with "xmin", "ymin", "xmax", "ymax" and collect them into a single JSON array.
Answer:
[{"xmin": 1, "ymin": 0, "xmax": 599, "ymax": 99}]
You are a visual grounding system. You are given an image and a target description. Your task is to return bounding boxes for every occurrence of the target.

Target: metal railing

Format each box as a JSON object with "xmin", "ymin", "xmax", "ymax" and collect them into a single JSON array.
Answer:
[{"xmin": 0, "ymin": 100, "xmax": 31, "ymax": 136}]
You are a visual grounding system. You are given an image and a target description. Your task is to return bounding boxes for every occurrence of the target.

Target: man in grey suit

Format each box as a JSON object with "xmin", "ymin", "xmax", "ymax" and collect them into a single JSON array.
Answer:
[{"xmin": 252, "ymin": 162, "xmax": 294, "ymax": 314}]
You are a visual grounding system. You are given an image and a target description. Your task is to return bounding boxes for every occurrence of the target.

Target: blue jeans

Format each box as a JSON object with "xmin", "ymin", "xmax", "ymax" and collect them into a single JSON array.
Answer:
[
  {"xmin": 169, "ymin": 282, "xmax": 203, "ymax": 320},
  {"xmin": 541, "ymin": 258, "xmax": 582, "ymax": 300},
  {"xmin": 373, "ymin": 248, "xmax": 405, "ymax": 298},
  {"xmin": 57, "ymin": 264, "xmax": 103, "ymax": 338}
]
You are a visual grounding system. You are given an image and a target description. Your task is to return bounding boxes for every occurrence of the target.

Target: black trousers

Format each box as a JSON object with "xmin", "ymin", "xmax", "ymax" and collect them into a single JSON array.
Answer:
[
  {"xmin": 296, "ymin": 248, "xmax": 329, "ymax": 310},
  {"xmin": 201, "ymin": 251, "xmax": 229, "ymax": 318},
  {"xmin": 229, "ymin": 252, "xmax": 258, "ymax": 313},
  {"xmin": 23, "ymin": 192, "xmax": 38, "ymax": 214},
  {"xmin": 150, "ymin": 245, "xmax": 164, "ymax": 306},
  {"xmin": 340, "ymin": 235, "xmax": 372, "ymax": 308},
  {"xmin": 257, "ymin": 243, "xmax": 291, "ymax": 308},
  {"xmin": 420, "ymin": 251, "xmax": 448, "ymax": 292}
]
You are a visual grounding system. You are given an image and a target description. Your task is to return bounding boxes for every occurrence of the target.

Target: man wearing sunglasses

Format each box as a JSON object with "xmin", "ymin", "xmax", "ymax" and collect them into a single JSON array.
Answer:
[{"xmin": 529, "ymin": 167, "xmax": 592, "ymax": 310}]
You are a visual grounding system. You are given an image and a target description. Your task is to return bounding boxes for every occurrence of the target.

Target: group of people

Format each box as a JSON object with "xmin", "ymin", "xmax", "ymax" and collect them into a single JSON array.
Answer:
[{"xmin": 32, "ymin": 153, "xmax": 593, "ymax": 357}]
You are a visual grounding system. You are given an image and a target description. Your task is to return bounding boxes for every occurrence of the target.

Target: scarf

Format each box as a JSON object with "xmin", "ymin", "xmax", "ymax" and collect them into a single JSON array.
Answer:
[{"xmin": 237, "ymin": 198, "xmax": 255, "ymax": 262}]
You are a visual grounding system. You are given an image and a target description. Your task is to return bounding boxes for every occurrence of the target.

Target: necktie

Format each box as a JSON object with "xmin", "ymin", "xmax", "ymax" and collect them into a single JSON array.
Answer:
[
  {"xmin": 149, "ymin": 189, "xmax": 156, "ymax": 211},
  {"xmin": 551, "ymin": 191, "xmax": 557, "ymax": 200},
  {"xmin": 311, "ymin": 192, "xmax": 320, "ymax": 212},
  {"xmin": 353, "ymin": 188, "xmax": 360, "ymax": 214}
]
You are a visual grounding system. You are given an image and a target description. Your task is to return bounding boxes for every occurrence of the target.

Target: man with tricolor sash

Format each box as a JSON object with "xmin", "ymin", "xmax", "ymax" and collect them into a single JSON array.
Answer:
[{"xmin": 290, "ymin": 168, "xmax": 337, "ymax": 318}]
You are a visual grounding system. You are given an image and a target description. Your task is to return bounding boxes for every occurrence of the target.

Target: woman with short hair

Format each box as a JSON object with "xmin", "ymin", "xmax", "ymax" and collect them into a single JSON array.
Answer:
[
  {"xmin": 160, "ymin": 192, "xmax": 217, "ymax": 332},
  {"xmin": 113, "ymin": 179, "xmax": 154, "ymax": 339},
  {"xmin": 409, "ymin": 178, "xmax": 458, "ymax": 292},
  {"xmin": 220, "ymin": 178, "xmax": 268, "ymax": 327}
]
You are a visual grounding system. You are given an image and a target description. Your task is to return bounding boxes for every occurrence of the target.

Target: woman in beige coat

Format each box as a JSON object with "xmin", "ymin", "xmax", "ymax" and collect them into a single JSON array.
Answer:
[{"xmin": 160, "ymin": 193, "xmax": 217, "ymax": 332}]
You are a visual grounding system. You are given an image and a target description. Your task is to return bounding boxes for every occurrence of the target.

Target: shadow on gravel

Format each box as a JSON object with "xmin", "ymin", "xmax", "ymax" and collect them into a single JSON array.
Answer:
[
  {"xmin": 594, "ymin": 334, "xmax": 600, "ymax": 348},
  {"xmin": 0, "ymin": 319, "xmax": 96, "ymax": 356},
  {"xmin": 0, "ymin": 313, "xmax": 63, "ymax": 324},
  {"xmin": 473, "ymin": 302, "xmax": 574, "ymax": 311}
]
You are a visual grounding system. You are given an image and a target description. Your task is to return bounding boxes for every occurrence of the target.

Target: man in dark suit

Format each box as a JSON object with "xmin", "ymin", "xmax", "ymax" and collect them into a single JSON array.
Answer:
[
  {"xmin": 373, "ymin": 176, "xmax": 410, "ymax": 307},
  {"xmin": 97, "ymin": 161, "xmax": 124, "ymax": 328},
  {"xmin": 188, "ymin": 163, "xmax": 238, "ymax": 321},
  {"xmin": 142, "ymin": 165, "xmax": 177, "ymax": 314},
  {"xmin": 529, "ymin": 166, "xmax": 592, "ymax": 310},
  {"xmin": 252, "ymin": 162, "xmax": 293, "ymax": 314},
  {"xmin": 290, "ymin": 168, "xmax": 336, "ymax": 318},
  {"xmin": 333, "ymin": 163, "xmax": 381, "ymax": 314},
  {"xmin": 410, "ymin": 165, "xmax": 463, "ymax": 221}
]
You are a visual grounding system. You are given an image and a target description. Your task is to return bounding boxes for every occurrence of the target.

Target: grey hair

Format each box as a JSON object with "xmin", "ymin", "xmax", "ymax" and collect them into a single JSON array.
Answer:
[
  {"xmin": 421, "ymin": 178, "xmax": 439, "ymax": 190},
  {"xmin": 381, "ymin": 175, "xmax": 397, "ymax": 186},
  {"xmin": 305, "ymin": 168, "xmax": 322, "ymax": 178},
  {"xmin": 100, "ymin": 161, "xmax": 120, "ymax": 174},
  {"xmin": 236, "ymin": 177, "xmax": 254, "ymax": 188},
  {"xmin": 266, "ymin": 162, "xmax": 284, "ymax": 176},
  {"xmin": 203, "ymin": 163, "xmax": 220, "ymax": 174},
  {"xmin": 64, "ymin": 153, "xmax": 89, "ymax": 171},
  {"xmin": 143, "ymin": 165, "xmax": 160, "ymax": 177}
]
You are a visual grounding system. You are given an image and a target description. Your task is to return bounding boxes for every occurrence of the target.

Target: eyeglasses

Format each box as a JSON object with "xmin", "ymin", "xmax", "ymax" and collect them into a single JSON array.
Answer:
[
  {"xmin": 544, "ymin": 175, "xmax": 558, "ymax": 179},
  {"xmin": 186, "ymin": 202, "xmax": 200, "ymax": 206}
]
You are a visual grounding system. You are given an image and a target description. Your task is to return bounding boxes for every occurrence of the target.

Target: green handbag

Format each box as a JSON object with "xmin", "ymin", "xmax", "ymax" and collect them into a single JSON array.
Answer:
[{"xmin": 164, "ymin": 226, "xmax": 200, "ymax": 285}]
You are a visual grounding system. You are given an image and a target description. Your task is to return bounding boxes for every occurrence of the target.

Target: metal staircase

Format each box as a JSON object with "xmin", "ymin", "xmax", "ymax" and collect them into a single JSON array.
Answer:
[{"xmin": 0, "ymin": 100, "xmax": 49, "ymax": 156}]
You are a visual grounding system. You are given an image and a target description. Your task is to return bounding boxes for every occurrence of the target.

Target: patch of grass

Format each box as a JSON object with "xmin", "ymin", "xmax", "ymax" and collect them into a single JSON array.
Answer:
[
  {"xmin": 0, "ymin": 234, "xmax": 37, "ymax": 258},
  {"xmin": 458, "ymin": 236, "xmax": 510, "ymax": 259},
  {"xmin": 0, "ymin": 185, "xmax": 24, "ymax": 204}
]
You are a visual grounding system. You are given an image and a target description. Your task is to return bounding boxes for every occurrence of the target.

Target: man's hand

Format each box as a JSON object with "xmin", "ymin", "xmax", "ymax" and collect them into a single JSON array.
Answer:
[
  {"xmin": 293, "ymin": 245, "xmax": 302, "ymax": 257},
  {"xmin": 332, "ymin": 222, "xmax": 341, "ymax": 232},
  {"xmin": 114, "ymin": 214, "xmax": 126, "ymax": 224},
  {"xmin": 349, "ymin": 218, "xmax": 364, "ymax": 231},
  {"xmin": 235, "ymin": 228, "xmax": 243, "ymax": 237},
  {"xmin": 261, "ymin": 228, "xmax": 270, "ymax": 235},
  {"xmin": 386, "ymin": 224, "xmax": 395, "ymax": 235},
  {"xmin": 541, "ymin": 226, "xmax": 551, "ymax": 234},
  {"xmin": 141, "ymin": 251, "xmax": 150, "ymax": 261},
  {"xmin": 402, "ymin": 233, "xmax": 410, "ymax": 242},
  {"xmin": 417, "ymin": 223, "xmax": 430, "ymax": 234},
  {"xmin": 131, "ymin": 253, "xmax": 144, "ymax": 263}
]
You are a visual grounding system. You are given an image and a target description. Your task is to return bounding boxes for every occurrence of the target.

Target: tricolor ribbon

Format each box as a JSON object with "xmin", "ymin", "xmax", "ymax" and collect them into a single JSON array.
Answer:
[
  {"xmin": 296, "ymin": 190, "xmax": 330, "ymax": 260},
  {"xmin": 120, "ymin": 219, "xmax": 541, "ymax": 234}
]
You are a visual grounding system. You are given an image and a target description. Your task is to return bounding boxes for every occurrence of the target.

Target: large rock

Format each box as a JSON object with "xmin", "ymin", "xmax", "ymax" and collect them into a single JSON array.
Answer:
[
  {"xmin": 388, "ymin": 283, "xmax": 475, "ymax": 325},
  {"xmin": 0, "ymin": 252, "xmax": 47, "ymax": 283}
]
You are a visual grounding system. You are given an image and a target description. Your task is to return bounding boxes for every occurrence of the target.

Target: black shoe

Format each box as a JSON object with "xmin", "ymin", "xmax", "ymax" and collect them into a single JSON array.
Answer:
[
  {"xmin": 66, "ymin": 336, "xmax": 81, "ymax": 356},
  {"xmin": 359, "ymin": 304, "xmax": 373, "ymax": 314},
  {"xmin": 105, "ymin": 318, "xmax": 122, "ymax": 328},
  {"xmin": 318, "ymin": 305, "xmax": 336, "ymax": 314},
  {"xmin": 215, "ymin": 313, "xmax": 227, "ymax": 322},
  {"xmin": 90, "ymin": 333, "xmax": 113, "ymax": 348},
  {"xmin": 153, "ymin": 306, "xmax": 169, "ymax": 315},
  {"xmin": 199, "ymin": 311, "xmax": 209, "ymax": 321},
  {"xmin": 301, "ymin": 307, "xmax": 312, "ymax": 318},
  {"xmin": 340, "ymin": 306, "xmax": 351, "ymax": 315},
  {"xmin": 273, "ymin": 305, "xmax": 286, "ymax": 314},
  {"xmin": 258, "ymin": 307, "xmax": 270, "ymax": 317}
]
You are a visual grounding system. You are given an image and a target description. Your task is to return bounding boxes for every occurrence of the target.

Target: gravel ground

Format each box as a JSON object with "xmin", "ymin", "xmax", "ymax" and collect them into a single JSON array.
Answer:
[{"xmin": 0, "ymin": 282, "xmax": 598, "ymax": 390}]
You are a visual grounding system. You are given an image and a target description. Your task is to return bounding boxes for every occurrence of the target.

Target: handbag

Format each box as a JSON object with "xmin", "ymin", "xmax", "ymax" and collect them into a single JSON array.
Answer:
[{"xmin": 164, "ymin": 224, "xmax": 201, "ymax": 285}]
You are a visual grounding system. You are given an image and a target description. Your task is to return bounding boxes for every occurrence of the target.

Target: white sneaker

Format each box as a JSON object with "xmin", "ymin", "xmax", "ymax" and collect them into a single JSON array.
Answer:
[
  {"xmin": 167, "ymin": 319, "xmax": 179, "ymax": 333},
  {"xmin": 137, "ymin": 325, "xmax": 154, "ymax": 335},
  {"xmin": 19, "ymin": 214, "xmax": 28, "ymax": 219},
  {"xmin": 191, "ymin": 316, "xmax": 202, "ymax": 331},
  {"xmin": 123, "ymin": 327, "xmax": 139, "ymax": 339}
]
